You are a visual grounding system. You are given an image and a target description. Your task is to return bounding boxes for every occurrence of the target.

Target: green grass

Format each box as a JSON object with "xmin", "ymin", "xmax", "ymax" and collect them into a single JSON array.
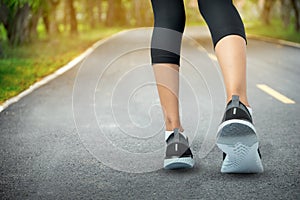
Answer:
[
  {"xmin": 245, "ymin": 19, "xmax": 300, "ymax": 43},
  {"xmin": 0, "ymin": 27, "xmax": 123, "ymax": 103}
]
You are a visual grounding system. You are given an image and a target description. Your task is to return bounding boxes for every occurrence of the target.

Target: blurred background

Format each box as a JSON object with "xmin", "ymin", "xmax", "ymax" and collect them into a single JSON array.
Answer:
[{"xmin": 0, "ymin": 0, "xmax": 299, "ymax": 104}]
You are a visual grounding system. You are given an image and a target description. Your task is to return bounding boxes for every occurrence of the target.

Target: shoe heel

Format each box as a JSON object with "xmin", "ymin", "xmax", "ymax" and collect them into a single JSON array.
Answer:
[
  {"xmin": 164, "ymin": 157, "xmax": 195, "ymax": 170},
  {"xmin": 217, "ymin": 142, "xmax": 263, "ymax": 173},
  {"xmin": 217, "ymin": 122, "xmax": 263, "ymax": 173}
]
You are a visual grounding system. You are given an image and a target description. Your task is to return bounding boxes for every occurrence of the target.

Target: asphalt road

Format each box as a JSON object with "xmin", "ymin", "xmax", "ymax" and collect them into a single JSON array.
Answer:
[{"xmin": 1, "ymin": 27, "xmax": 299, "ymax": 199}]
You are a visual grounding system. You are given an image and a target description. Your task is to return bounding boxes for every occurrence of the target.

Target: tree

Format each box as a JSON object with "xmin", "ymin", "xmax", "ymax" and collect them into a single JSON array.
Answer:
[
  {"xmin": 281, "ymin": 0, "xmax": 291, "ymax": 28},
  {"xmin": 0, "ymin": 1, "xmax": 30, "ymax": 45},
  {"xmin": 28, "ymin": 6, "xmax": 42, "ymax": 40},
  {"xmin": 291, "ymin": 0, "xmax": 300, "ymax": 32},
  {"xmin": 261, "ymin": 0, "xmax": 274, "ymax": 25},
  {"xmin": 65, "ymin": 0, "xmax": 78, "ymax": 35},
  {"xmin": 106, "ymin": 0, "xmax": 126, "ymax": 26},
  {"xmin": 133, "ymin": 0, "xmax": 152, "ymax": 26},
  {"xmin": 0, "ymin": 0, "xmax": 43, "ymax": 45},
  {"xmin": 69, "ymin": 0, "xmax": 78, "ymax": 35},
  {"xmin": 279, "ymin": 0, "xmax": 300, "ymax": 32},
  {"xmin": 96, "ymin": 0, "xmax": 103, "ymax": 24},
  {"xmin": 47, "ymin": 0, "xmax": 60, "ymax": 36}
]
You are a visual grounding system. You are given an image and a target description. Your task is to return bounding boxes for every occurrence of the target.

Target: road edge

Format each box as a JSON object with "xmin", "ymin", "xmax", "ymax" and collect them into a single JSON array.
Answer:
[
  {"xmin": 0, "ymin": 29, "xmax": 130, "ymax": 113},
  {"xmin": 247, "ymin": 34, "xmax": 300, "ymax": 49}
]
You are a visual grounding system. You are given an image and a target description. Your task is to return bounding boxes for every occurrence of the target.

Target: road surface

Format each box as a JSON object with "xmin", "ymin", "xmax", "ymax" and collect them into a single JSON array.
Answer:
[{"xmin": 1, "ymin": 27, "xmax": 299, "ymax": 199}]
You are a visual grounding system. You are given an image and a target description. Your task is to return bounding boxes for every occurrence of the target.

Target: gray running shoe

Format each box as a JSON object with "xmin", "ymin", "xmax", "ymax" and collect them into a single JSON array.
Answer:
[
  {"xmin": 216, "ymin": 95, "xmax": 263, "ymax": 173},
  {"xmin": 164, "ymin": 128, "xmax": 195, "ymax": 170}
]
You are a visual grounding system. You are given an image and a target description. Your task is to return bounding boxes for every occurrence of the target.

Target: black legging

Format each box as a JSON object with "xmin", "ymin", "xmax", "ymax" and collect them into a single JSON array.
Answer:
[{"xmin": 150, "ymin": 0, "xmax": 246, "ymax": 66}]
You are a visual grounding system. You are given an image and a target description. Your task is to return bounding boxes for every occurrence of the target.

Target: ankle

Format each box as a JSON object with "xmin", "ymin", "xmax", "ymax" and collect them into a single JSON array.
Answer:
[
  {"xmin": 227, "ymin": 95, "xmax": 249, "ymax": 107},
  {"xmin": 165, "ymin": 124, "xmax": 184, "ymax": 132},
  {"xmin": 165, "ymin": 128, "xmax": 186, "ymax": 141},
  {"xmin": 165, "ymin": 118, "xmax": 183, "ymax": 132}
]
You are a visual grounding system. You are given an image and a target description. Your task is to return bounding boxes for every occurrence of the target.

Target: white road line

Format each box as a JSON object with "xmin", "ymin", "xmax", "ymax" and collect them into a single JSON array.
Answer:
[
  {"xmin": 256, "ymin": 84, "xmax": 296, "ymax": 104},
  {"xmin": 208, "ymin": 53, "xmax": 218, "ymax": 61}
]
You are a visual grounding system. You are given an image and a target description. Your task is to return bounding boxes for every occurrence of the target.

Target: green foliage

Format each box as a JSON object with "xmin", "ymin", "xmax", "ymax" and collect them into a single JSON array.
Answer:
[
  {"xmin": 0, "ymin": 24, "xmax": 6, "ymax": 40},
  {"xmin": 2, "ymin": 0, "xmax": 41, "ymax": 9}
]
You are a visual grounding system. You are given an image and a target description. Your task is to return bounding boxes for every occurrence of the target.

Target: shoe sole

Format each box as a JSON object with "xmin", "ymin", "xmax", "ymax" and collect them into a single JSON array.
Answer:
[
  {"xmin": 164, "ymin": 157, "xmax": 195, "ymax": 170},
  {"xmin": 216, "ymin": 119, "xmax": 264, "ymax": 173}
]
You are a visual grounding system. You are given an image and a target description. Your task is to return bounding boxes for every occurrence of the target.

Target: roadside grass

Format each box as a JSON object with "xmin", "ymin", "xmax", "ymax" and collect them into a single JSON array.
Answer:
[
  {"xmin": 245, "ymin": 19, "xmax": 300, "ymax": 43},
  {"xmin": 0, "ymin": 27, "xmax": 123, "ymax": 104}
]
